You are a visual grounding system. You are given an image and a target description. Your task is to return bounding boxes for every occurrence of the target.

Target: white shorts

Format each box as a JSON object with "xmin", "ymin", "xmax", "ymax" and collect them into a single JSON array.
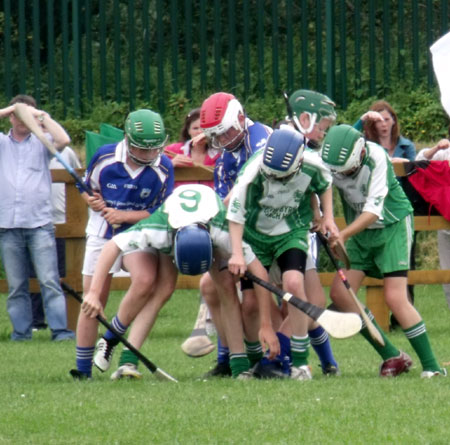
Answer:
[{"xmin": 82, "ymin": 235, "xmax": 123, "ymax": 276}]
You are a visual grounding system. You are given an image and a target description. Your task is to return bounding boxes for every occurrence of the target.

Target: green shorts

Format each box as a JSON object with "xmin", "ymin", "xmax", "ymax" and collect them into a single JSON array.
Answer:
[
  {"xmin": 346, "ymin": 214, "xmax": 413, "ymax": 279},
  {"xmin": 243, "ymin": 226, "xmax": 309, "ymax": 267}
]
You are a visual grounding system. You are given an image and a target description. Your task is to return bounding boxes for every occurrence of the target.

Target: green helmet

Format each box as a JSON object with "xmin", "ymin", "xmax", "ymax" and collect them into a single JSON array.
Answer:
[
  {"xmin": 321, "ymin": 124, "xmax": 366, "ymax": 173},
  {"xmin": 125, "ymin": 109, "xmax": 167, "ymax": 149},
  {"xmin": 287, "ymin": 89, "xmax": 337, "ymax": 134},
  {"xmin": 124, "ymin": 109, "xmax": 168, "ymax": 165}
]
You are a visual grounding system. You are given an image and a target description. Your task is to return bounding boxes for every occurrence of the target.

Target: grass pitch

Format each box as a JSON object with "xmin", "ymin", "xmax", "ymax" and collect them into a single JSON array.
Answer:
[{"xmin": 1, "ymin": 285, "xmax": 450, "ymax": 444}]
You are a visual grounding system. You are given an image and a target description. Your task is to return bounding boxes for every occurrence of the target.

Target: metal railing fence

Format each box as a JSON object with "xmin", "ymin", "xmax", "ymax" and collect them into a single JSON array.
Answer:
[{"xmin": 0, "ymin": 1, "xmax": 448, "ymax": 115}]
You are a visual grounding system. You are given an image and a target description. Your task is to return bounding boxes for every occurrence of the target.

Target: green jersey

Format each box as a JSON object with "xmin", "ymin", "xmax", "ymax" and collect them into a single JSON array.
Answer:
[
  {"xmin": 113, "ymin": 184, "xmax": 255, "ymax": 264},
  {"xmin": 227, "ymin": 149, "xmax": 332, "ymax": 237},
  {"xmin": 332, "ymin": 141, "xmax": 413, "ymax": 228}
]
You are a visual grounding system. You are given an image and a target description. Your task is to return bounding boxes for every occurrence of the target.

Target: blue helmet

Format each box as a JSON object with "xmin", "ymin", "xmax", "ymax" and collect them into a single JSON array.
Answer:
[
  {"xmin": 174, "ymin": 224, "xmax": 213, "ymax": 275},
  {"xmin": 261, "ymin": 129, "xmax": 305, "ymax": 180}
]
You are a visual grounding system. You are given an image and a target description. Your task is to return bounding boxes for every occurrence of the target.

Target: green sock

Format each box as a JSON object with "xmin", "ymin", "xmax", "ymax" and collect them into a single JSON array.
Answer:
[
  {"xmin": 230, "ymin": 354, "xmax": 250, "ymax": 378},
  {"xmin": 290, "ymin": 335, "xmax": 310, "ymax": 367},
  {"xmin": 119, "ymin": 348, "xmax": 139, "ymax": 367},
  {"xmin": 244, "ymin": 340, "xmax": 263, "ymax": 366},
  {"xmin": 404, "ymin": 321, "xmax": 441, "ymax": 372},
  {"xmin": 359, "ymin": 310, "xmax": 399, "ymax": 360}
]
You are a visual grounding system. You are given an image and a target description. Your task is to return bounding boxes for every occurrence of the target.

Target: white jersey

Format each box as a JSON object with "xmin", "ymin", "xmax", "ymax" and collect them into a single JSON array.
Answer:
[
  {"xmin": 227, "ymin": 150, "xmax": 332, "ymax": 236},
  {"xmin": 332, "ymin": 141, "xmax": 412, "ymax": 228},
  {"xmin": 113, "ymin": 184, "xmax": 255, "ymax": 265}
]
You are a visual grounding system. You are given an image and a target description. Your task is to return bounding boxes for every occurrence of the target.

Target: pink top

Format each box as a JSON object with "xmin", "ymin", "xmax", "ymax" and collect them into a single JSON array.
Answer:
[{"xmin": 165, "ymin": 140, "xmax": 220, "ymax": 189}]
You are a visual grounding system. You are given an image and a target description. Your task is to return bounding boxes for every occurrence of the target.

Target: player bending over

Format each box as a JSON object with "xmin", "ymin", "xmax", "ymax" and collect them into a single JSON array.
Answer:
[
  {"xmin": 73, "ymin": 184, "xmax": 276, "ymax": 380},
  {"xmin": 227, "ymin": 128, "xmax": 339, "ymax": 381}
]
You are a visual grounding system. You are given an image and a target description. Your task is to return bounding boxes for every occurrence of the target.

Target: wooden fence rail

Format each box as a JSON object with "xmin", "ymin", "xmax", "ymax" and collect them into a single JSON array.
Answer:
[{"xmin": 1, "ymin": 166, "xmax": 449, "ymax": 332}]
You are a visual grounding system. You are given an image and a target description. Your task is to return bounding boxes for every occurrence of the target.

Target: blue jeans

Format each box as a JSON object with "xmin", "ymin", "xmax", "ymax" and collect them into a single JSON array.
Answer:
[{"xmin": 0, "ymin": 224, "xmax": 74, "ymax": 341}]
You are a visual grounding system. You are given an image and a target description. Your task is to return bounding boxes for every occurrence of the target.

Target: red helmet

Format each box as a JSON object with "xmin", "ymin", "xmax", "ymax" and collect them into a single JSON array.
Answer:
[{"xmin": 200, "ymin": 92, "xmax": 245, "ymax": 151}]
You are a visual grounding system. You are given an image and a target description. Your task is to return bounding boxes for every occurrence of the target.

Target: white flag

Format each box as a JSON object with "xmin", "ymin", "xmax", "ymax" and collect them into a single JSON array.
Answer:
[{"xmin": 430, "ymin": 31, "xmax": 450, "ymax": 117}]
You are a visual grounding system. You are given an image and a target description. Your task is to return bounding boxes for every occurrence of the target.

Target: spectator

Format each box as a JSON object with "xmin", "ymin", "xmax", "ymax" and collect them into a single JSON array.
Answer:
[
  {"xmin": 72, "ymin": 109, "xmax": 174, "ymax": 379},
  {"xmin": 416, "ymin": 130, "xmax": 450, "ymax": 309},
  {"xmin": 356, "ymin": 100, "xmax": 417, "ymax": 327},
  {"xmin": 0, "ymin": 94, "xmax": 75, "ymax": 341},
  {"xmin": 165, "ymin": 108, "xmax": 220, "ymax": 176},
  {"xmin": 30, "ymin": 146, "xmax": 82, "ymax": 331},
  {"xmin": 355, "ymin": 100, "xmax": 416, "ymax": 163}
]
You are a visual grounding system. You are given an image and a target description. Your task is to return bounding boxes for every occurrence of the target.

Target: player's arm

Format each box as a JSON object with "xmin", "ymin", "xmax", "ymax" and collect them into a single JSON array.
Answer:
[
  {"xmin": 338, "ymin": 211, "xmax": 378, "ymax": 244},
  {"xmin": 81, "ymin": 239, "xmax": 122, "ymax": 319},
  {"xmin": 228, "ymin": 221, "xmax": 246, "ymax": 276},
  {"xmin": 318, "ymin": 187, "xmax": 339, "ymax": 239},
  {"xmin": 101, "ymin": 208, "xmax": 150, "ymax": 226}
]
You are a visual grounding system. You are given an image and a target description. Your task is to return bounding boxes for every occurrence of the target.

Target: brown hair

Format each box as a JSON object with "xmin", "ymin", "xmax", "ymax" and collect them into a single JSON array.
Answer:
[
  {"xmin": 180, "ymin": 108, "xmax": 201, "ymax": 142},
  {"xmin": 364, "ymin": 100, "xmax": 400, "ymax": 145},
  {"xmin": 9, "ymin": 94, "xmax": 37, "ymax": 107}
]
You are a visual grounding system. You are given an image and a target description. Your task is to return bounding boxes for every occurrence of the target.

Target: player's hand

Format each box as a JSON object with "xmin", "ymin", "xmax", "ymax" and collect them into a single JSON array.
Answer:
[
  {"xmin": 258, "ymin": 326, "xmax": 280, "ymax": 359},
  {"xmin": 322, "ymin": 217, "xmax": 339, "ymax": 241},
  {"xmin": 87, "ymin": 192, "xmax": 106, "ymax": 212},
  {"xmin": 81, "ymin": 292, "xmax": 105, "ymax": 319},
  {"xmin": 228, "ymin": 253, "xmax": 247, "ymax": 276},
  {"xmin": 101, "ymin": 207, "xmax": 124, "ymax": 225}
]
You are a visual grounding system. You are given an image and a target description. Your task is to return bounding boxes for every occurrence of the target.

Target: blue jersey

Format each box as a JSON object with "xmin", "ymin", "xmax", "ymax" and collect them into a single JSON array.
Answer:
[
  {"xmin": 214, "ymin": 119, "xmax": 271, "ymax": 199},
  {"xmin": 82, "ymin": 140, "xmax": 174, "ymax": 239}
]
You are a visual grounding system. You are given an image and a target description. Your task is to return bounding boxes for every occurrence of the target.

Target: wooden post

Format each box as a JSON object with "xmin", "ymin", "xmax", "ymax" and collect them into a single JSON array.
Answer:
[{"xmin": 365, "ymin": 286, "xmax": 390, "ymax": 332}]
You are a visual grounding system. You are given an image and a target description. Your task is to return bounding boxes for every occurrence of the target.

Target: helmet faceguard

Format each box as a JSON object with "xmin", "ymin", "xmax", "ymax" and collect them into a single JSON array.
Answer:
[
  {"xmin": 125, "ymin": 109, "xmax": 168, "ymax": 166},
  {"xmin": 200, "ymin": 92, "xmax": 245, "ymax": 152},
  {"xmin": 321, "ymin": 124, "xmax": 366, "ymax": 174},
  {"xmin": 287, "ymin": 89, "xmax": 337, "ymax": 135},
  {"xmin": 260, "ymin": 129, "xmax": 305, "ymax": 181},
  {"xmin": 174, "ymin": 224, "xmax": 213, "ymax": 275}
]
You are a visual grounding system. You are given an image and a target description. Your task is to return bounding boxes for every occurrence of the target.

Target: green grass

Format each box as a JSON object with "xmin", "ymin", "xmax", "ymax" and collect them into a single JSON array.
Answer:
[{"xmin": 1, "ymin": 286, "xmax": 450, "ymax": 444}]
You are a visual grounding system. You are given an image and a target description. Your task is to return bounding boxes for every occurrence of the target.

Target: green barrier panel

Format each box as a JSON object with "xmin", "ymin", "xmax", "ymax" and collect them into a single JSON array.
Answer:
[
  {"xmin": 85, "ymin": 131, "xmax": 120, "ymax": 165},
  {"xmin": 99, "ymin": 123, "xmax": 124, "ymax": 140}
]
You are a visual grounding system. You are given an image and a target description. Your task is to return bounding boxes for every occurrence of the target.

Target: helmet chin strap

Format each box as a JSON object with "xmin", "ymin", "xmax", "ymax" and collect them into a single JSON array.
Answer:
[
  {"xmin": 127, "ymin": 146, "xmax": 161, "ymax": 167},
  {"xmin": 293, "ymin": 113, "xmax": 316, "ymax": 135}
]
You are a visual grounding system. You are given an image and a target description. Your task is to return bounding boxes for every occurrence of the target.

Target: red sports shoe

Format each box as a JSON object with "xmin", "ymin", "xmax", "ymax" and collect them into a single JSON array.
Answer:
[{"xmin": 379, "ymin": 351, "xmax": 413, "ymax": 377}]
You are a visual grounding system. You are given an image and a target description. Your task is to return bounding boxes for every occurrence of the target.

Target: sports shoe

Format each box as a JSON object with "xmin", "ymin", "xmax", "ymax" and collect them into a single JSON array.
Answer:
[
  {"xmin": 236, "ymin": 371, "xmax": 253, "ymax": 380},
  {"xmin": 252, "ymin": 359, "xmax": 290, "ymax": 379},
  {"xmin": 69, "ymin": 369, "xmax": 91, "ymax": 380},
  {"xmin": 379, "ymin": 351, "xmax": 413, "ymax": 377},
  {"xmin": 322, "ymin": 363, "xmax": 340, "ymax": 376},
  {"xmin": 203, "ymin": 362, "xmax": 232, "ymax": 378},
  {"xmin": 94, "ymin": 338, "xmax": 116, "ymax": 372},
  {"xmin": 420, "ymin": 368, "xmax": 447, "ymax": 379},
  {"xmin": 290, "ymin": 365, "xmax": 313, "ymax": 381},
  {"xmin": 110, "ymin": 363, "xmax": 143, "ymax": 381}
]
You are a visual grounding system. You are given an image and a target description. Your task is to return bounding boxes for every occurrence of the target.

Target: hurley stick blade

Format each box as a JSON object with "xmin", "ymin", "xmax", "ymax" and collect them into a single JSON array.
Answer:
[
  {"xmin": 316, "ymin": 309, "xmax": 362, "ymax": 339},
  {"xmin": 333, "ymin": 239, "xmax": 351, "ymax": 270},
  {"xmin": 181, "ymin": 301, "xmax": 215, "ymax": 357},
  {"xmin": 281, "ymin": 291, "xmax": 362, "ymax": 339},
  {"xmin": 245, "ymin": 271, "xmax": 361, "ymax": 340}
]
